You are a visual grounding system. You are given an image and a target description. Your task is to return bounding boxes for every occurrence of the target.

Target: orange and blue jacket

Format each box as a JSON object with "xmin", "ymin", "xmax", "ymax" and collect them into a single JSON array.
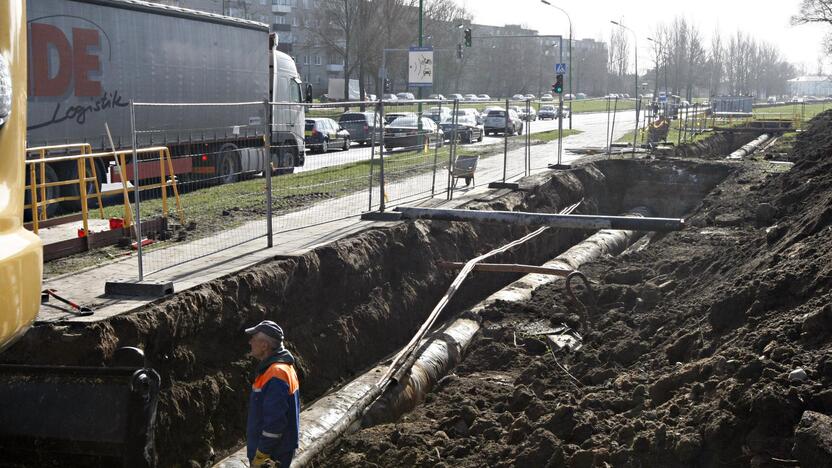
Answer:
[{"xmin": 247, "ymin": 349, "xmax": 300, "ymax": 460}]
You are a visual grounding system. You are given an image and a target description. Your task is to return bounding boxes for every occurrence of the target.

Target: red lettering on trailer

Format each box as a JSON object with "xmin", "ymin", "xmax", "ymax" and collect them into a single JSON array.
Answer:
[{"xmin": 30, "ymin": 23, "xmax": 102, "ymax": 97}]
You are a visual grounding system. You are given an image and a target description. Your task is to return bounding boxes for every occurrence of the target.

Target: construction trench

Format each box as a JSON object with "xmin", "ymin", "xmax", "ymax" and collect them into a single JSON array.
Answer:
[{"xmin": 4, "ymin": 115, "xmax": 832, "ymax": 467}]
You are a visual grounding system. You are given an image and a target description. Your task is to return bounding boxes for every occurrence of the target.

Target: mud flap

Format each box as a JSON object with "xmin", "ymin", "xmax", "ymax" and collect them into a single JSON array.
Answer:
[{"xmin": 0, "ymin": 363, "xmax": 161, "ymax": 467}]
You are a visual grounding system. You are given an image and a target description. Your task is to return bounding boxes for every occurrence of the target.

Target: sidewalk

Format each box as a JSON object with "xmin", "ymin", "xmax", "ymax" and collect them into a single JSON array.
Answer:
[{"xmin": 36, "ymin": 111, "xmax": 636, "ymax": 324}]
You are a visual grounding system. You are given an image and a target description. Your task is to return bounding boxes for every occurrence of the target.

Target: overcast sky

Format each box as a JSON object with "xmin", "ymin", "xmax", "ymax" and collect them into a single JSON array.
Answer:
[{"xmin": 458, "ymin": 0, "xmax": 830, "ymax": 74}]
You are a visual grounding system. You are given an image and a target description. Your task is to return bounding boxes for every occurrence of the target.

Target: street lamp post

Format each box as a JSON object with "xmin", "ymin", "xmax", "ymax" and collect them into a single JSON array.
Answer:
[
  {"xmin": 540, "ymin": 0, "xmax": 572, "ymax": 130},
  {"xmin": 611, "ymin": 20, "xmax": 638, "ymax": 157}
]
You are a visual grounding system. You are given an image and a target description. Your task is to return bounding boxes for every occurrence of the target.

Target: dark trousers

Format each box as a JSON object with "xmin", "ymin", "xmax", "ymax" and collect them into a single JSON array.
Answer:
[{"xmin": 275, "ymin": 450, "xmax": 295, "ymax": 467}]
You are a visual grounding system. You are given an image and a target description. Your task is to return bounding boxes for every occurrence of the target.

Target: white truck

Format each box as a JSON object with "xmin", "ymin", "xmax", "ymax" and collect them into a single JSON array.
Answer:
[{"xmin": 26, "ymin": 0, "xmax": 309, "ymax": 214}]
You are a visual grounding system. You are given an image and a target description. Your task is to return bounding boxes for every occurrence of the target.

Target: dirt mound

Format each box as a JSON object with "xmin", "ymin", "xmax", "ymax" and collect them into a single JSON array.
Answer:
[{"xmin": 325, "ymin": 113, "xmax": 832, "ymax": 467}]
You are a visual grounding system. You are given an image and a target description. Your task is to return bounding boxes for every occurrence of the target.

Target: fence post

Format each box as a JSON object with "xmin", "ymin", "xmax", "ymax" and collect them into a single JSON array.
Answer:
[
  {"xmin": 264, "ymin": 100, "xmax": 273, "ymax": 248},
  {"xmin": 503, "ymin": 99, "xmax": 509, "ymax": 183},
  {"xmin": 431, "ymin": 99, "xmax": 441, "ymax": 197},
  {"xmin": 378, "ymin": 98, "xmax": 386, "ymax": 212},
  {"xmin": 448, "ymin": 99, "xmax": 458, "ymax": 200},
  {"xmin": 129, "ymin": 100, "xmax": 144, "ymax": 281},
  {"xmin": 526, "ymin": 99, "xmax": 531, "ymax": 176},
  {"xmin": 368, "ymin": 99, "xmax": 380, "ymax": 211}
]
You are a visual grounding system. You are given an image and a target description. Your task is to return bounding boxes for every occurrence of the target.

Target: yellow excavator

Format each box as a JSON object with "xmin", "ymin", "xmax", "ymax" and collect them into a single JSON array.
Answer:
[{"xmin": 0, "ymin": 1, "xmax": 42, "ymax": 352}]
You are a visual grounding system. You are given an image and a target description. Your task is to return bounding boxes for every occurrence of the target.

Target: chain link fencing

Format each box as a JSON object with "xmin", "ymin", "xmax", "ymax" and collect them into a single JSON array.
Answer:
[{"xmin": 125, "ymin": 97, "xmax": 575, "ymax": 279}]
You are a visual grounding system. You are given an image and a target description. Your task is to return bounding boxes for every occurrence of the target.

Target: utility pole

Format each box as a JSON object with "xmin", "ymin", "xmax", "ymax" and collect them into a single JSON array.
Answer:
[
  {"xmin": 611, "ymin": 20, "xmax": 638, "ymax": 157},
  {"xmin": 540, "ymin": 1, "xmax": 573, "ymax": 130}
]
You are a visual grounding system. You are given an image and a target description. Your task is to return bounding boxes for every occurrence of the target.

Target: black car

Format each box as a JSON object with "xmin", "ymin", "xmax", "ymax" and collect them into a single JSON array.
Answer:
[
  {"xmin": 383, "ymin": 116, "xmax": 444, "ymax": 151},
  {"xmin": 304, "ymin": 118, "xmax": 351, "ymax": 153},
  {"xmin": 440, "ymin": 116, "xmax": 483, "ymax": 144},
  {"xmin": 338, "ymin": 112, "xmax": 381, "ymax": 146}
]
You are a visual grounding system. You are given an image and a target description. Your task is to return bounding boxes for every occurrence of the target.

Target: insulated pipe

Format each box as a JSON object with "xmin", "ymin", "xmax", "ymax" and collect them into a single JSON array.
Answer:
[
  {"xmin": 395, "ymin": 206, "xmax": 684, "ymax": 232},
  {"xmin": 362, "ymin": 207, "xmax": 651, "ymax": 426},
  {"xmin": 727, "ymin": 133, "xmax": 770, "ymax": 160}
]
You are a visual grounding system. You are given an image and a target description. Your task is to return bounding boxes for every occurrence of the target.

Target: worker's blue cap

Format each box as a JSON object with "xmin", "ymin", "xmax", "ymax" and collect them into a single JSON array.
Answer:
[{"xmin": 245, "ymin": 320, "xmax": 284, "ymax": 342}]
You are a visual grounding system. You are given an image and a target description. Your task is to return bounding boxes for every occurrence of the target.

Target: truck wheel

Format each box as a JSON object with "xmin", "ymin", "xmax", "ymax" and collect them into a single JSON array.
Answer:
[
  {"xmin": 217, "ymin": 144, "xmax": 241, "ymax": 184},
  {"xmin": 58, "ymin": 159, "xmax": 106, "ymax": 213},
  {"xmin": 24, "ymin": 163, "xmax": 61, "ymax": 220},
  {"xmin": 342, "ymin": 138, "xmax": 350, "ymax": 151},
  {"xmin": 273, "ymin": 144, "xmax": 297, "ymax": 175},
  {"xmin": 321, "ymin": 140, "xmax": 329, "ymax": 153}
]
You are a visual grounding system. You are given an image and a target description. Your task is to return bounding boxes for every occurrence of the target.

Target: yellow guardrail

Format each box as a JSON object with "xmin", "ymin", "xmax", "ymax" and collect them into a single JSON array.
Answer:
[{"xmin": 24, "ymin": 145, "xmax": 185, "ymax": 236}]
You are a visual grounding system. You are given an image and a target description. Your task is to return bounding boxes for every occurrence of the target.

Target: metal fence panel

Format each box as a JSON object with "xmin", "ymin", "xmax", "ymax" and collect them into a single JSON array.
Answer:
[{"xmin": 130, "ymin": 101, "xmax": 269, "ymax": 277}]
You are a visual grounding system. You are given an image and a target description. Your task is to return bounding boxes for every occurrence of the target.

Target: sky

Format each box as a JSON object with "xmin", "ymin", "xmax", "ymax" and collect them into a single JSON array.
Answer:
[{"xmin": 459, "ymin": 0, "xmax": 831, "ymax": 75}]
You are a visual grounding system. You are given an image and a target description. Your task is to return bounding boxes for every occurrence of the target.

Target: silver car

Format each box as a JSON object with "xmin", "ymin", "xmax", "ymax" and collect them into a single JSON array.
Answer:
[{"xmin": 483, "ymin": 108, "xmax": 524, "ymax": 135}]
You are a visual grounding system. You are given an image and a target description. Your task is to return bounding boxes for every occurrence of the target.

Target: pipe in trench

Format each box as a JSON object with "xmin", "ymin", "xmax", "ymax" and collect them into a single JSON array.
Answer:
[
  {"xmin": 362, "ymin": 207, "xmax": 650, "ymax": 426},
  {"xmin": 727, "ymin": 133, "xmax": 770, "ymax": 160},
  {"xmin": 218, "ymin": 208, "xmax": 650, "ymax": 468}
]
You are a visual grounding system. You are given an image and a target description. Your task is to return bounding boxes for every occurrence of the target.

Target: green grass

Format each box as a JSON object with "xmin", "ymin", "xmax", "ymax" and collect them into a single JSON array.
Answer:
[
  {"xmin": 47, "ymin": 125, "xmax": 581, "ymax": 276},
  {"xmin": 753, "ymin": 102, "xmax": 832, "ymax": 122}
]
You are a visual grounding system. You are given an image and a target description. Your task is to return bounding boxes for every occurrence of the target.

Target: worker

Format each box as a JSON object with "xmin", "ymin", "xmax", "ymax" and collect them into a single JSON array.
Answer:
[{"xmin": 245, "ymin": 320, "xmax": 300, "ymax": 468}]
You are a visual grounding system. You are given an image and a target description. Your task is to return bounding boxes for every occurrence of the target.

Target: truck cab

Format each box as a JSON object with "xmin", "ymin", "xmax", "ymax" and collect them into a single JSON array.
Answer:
[{"xmin": 270, "ymin": 39, "xmax": 306, "ymax": 173}]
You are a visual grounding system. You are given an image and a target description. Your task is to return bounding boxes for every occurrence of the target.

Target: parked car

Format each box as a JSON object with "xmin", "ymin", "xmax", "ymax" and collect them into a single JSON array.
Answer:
[
  {"xmin": 540, "ymin": 93, "xmax": 554, "ymax": 101},
  {"xmin": 455, "ymin": 108, "xmax": 483, "ymax": 125},
  {"xmin": 383, "ymin": 116, "xmax": 444, "ymax": 151},
  {"xmin": 429, "ymin": 93, "xmax": 446, "ymax": 100},
  {"xmin": 366, "ymin": 94, "xmax": 377, "ymax": 101},
  {"xmin": 518, "ymin": 106, "xmax": 537, "ymax": 121},
  {"xmin": 448, "ymin": 93, "xmax": 464, "ymax": 101},
  {"xmin": 440, "ymin": 115, "xmax": 483, "ymax": 144},
  {"xmin": 424, "ymin": 106, "xmax": 452, "ymax": 124},
  {"xmin": 483, "ymin": 108, "xmax": 524, "ymax": 135},
  {"xmin": 384, "ymin": 111, "xmax": 417, "ymax": 125},
  {"xmin": 464, "ymin": 93, "xmax": 479, "ymax": 102},
  {"xmin": 511, "ymin": 94, "xmax": 526, "ymax": 101},
  {"xmin": 478, "ymin": 94, "xmax": 492, "ymax": 101},
  {"xmin": 524, "ymin": 93, "xmax": 536, "ymax": 100},
  {"xmin": 338, "ymin": 111, "xmax": 381, "ymax": 146},
  {"xmin": 538, "ymin": 105, "xmax": 557, "ymax": 120},
  {"xmin": 382, "ymin": 93, "xmax": 399, "ymax": 101},
  {"xmin": 576, "ymin": 92, "xmax": 587, "ymax": 99},
  {"xmin": 564, "ymin": 93, "xmax": 574, "ymax": 100},
  {"xmin": 396, "ymin": 92, "xmax": 416, "ymax": 100},
  {"xmin": 305, "ymin": 118, "xmax": 351, "ymax": 153}
]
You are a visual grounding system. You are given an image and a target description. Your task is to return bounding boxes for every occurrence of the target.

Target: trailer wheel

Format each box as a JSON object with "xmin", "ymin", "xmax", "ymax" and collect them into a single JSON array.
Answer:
[
  {"xmin": 216, "ymin": 144, "xmax": 241, "ymax": 184},
  {"xmin": 24, "ymin": 163, "xmax": 61, "ymax": 220},
  {"xmin": 57, "ymin": 159, "xmax": 106, "ymax": 213}
]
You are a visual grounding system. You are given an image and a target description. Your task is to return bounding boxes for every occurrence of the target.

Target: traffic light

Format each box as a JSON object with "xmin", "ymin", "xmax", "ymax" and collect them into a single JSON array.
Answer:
[
  {"xmin": 384, "ymin": 78, "xmax": 391, "ymax": 93},
  {"xmin": 457, "ymin": 43, "xmax": 463, "ymax": 60},
  {"xmin": 464, "ymin": 28, "xmax": 472, "ymax": 47},
  {"xmin": 553, "ymin": 74, "xmax": 564, "ymax": 94}
]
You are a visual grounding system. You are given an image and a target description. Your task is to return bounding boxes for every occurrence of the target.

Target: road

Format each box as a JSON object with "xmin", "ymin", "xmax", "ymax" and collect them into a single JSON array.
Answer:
[{"xmin": 298, "ymin": 110, "xmax": 638, "ymax": 173}]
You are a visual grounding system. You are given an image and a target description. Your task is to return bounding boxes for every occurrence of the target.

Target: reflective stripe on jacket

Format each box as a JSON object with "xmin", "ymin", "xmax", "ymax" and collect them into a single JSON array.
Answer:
[{"xmin": 247, "ymin": 357, "xmax": 300, "ymax": 460}]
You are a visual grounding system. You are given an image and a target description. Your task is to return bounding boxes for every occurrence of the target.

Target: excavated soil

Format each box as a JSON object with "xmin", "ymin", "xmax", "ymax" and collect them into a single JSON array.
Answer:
[{"xmin": 325, "ymin": 112, "xmax": 832, "ymax": 467}]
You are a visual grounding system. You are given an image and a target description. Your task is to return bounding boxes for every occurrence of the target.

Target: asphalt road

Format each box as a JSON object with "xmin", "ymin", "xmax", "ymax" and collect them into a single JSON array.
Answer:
[{"xmin": 298, "ymin": 110, "xmax": 638, "ymax": 173}]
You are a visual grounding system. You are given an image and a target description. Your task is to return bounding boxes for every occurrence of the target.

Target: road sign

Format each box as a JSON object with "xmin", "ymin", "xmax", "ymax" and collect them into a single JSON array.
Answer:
[
  {"xmin": 408, "ymin": 46, "xmax": 434, "ymax": 88},
  {"xmin": 555, "ymin": 63, "xmax": 568, "ymax": 74}
]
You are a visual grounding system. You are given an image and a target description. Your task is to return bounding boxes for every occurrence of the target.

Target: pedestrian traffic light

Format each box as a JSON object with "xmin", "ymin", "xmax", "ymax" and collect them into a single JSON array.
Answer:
[
  {"xmin": 384, "ymin": 78, "xmax": 391, "ymax": 93},
  {"xmin": 457, "ymin": 43, "xmax": 463, "ymax": 60},
  {"xmin": 464, "ymin": 28, "xmax": 472, "ymax": 47},
  {"xmin": 553, "ymin": 74, "xmax": 564, "ymax": 94}
]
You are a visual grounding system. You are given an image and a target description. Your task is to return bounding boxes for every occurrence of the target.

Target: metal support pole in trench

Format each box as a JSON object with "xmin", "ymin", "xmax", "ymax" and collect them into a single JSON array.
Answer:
[{"xmin": 394, "ymin": 207, "xmax": 685, "ymax": 232}]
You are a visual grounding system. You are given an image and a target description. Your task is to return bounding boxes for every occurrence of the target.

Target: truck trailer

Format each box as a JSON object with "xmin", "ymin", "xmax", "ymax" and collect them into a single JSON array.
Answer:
[{"xmin": 26, "ymin": 0, "xmax": 307, "ymax": 215}]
